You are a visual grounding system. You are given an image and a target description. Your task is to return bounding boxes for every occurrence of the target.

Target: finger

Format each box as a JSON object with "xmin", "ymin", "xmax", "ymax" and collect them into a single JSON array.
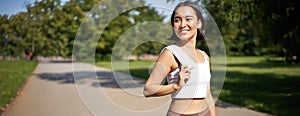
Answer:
[
  {"xmin": 181, "ymin": 65, "xmax": 190, "ymax": 72},
  {"xmin": 181, "ymin": 64, "xmax": 189, "ymax": 69},
  {"xmin": 185, "ymin": 69, "xmax": 191, "ymax": 74},
  {"xmin": 185, "ymin": 73, "xmax": 190, "ymax": 77},
  {"xmin": 186, "ymin": 74, "xmax": 190, "ymax": 80},
  {"xmin": 183, "ymin": 75, "xmax": 189, "ymax": 83},
  {"xmin": 184, "ymin": 77, "xmax": 189, "ymax": 83}
]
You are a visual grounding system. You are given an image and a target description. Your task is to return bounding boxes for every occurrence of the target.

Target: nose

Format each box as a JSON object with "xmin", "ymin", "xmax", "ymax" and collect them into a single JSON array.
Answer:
[{"xmin": 180, "ymin": 20, "xmax": 187, "ymax": 28}]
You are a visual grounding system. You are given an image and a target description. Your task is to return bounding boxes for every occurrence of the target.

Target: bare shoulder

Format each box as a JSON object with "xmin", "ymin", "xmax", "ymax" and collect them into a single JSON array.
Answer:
[
  {"xmin": 156, "ymin": 49, "xmax": 177, "ymax": 69},
  {"xmin": 200, "ymin": 50, "xmax": 210, "ymax": 61},
  {"xmin": 157, "ymin": 49, "xmax": 175, "ymax": 62}
]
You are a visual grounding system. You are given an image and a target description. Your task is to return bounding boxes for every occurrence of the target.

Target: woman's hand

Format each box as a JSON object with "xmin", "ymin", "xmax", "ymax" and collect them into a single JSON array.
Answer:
[{"xmin": 177, "ymin": 65, "xmax": 191, "ymax": 88}]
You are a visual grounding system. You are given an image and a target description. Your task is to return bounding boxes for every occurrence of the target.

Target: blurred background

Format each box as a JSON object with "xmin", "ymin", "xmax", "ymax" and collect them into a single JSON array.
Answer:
[
  {"xmin": 0, "ymin": 0, "xmax": 299, "ymax": 115},
  {"xmin": 0, "ymin": 0, "xmax": 299, "ymax": 62}
]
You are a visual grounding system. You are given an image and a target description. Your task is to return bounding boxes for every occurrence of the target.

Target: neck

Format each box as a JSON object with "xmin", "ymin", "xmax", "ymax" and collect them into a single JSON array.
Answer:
[{"xmin": 176, "ymin": 37, "xmax": 197, "ymax": 49}]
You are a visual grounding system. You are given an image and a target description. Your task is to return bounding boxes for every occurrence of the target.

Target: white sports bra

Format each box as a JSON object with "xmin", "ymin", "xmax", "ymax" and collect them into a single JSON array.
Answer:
[{"xmin": 162, "ymin": 45, "xmax": 211, "ymax": 98}]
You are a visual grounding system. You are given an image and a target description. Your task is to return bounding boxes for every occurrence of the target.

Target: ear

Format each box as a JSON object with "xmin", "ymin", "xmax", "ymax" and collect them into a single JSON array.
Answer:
[{"xmin": 197, "ymin": 20, "xmax": 202, "ymax": 29}]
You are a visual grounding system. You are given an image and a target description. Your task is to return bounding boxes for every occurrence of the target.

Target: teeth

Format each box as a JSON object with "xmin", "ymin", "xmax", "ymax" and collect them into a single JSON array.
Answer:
[
  {"xmin": 180, "ymin": 30, "xmax": 189, "ymax": 33},
  {"xmin": 180, "ymin": 29, "xmax": 190, "ymax": 31}
]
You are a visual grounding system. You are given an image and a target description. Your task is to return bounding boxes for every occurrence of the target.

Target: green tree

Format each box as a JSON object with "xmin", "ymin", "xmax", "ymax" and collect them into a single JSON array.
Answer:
[
  {"xmin": 92, "ymin": 1, "xmax": 167, "ymax": 60},
  {"xmin": 201, "ymin": 0, "xmax": 261, "ymax": 56},
  {"xmin": 252, "ymin": 0, "xmax": 300, "ymax": 62},
  {"xmin": 1, "ymin": 0, "xmax": 173, "ymax": 61},
  {"xmin": 0, "ymin": 15, "xmax": 11, "ymax": 57},
  {"xmin": 7, "ymin": 12, "xmax": 32, "ymax": 59}
]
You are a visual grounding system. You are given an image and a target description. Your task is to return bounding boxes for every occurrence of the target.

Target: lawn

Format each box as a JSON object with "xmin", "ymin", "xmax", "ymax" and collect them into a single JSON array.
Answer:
[
  {"xmin": 0, "ymin": 60, "xmax": 37, "ymax": 113},
  {"xmin": 96, "ymin": 56, "xmax": 300, "ymax": 115},
  {"xmin": 220, "ymin": 56, "xmax": 300, "ymax": 116}
]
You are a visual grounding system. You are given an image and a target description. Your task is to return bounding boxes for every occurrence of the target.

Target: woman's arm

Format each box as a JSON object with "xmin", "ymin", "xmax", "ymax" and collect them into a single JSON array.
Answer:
[
  {"xmin": 206, "ymin": 83, "xmax": 216, "ymax": 116},
  {"xmin": 210, "ymin": 105, "xmax": 216, "ymax": 116},
  {"xmin": 203, "ymin": 51, "xmax": 216, "ymax": 116},
  {"xmin": 143, "ymin": 49, "xmax": 190, "ymax": 97},
  {"xmin": 143, "ymin": 49, "xmax": 177, "ymax": 97}
]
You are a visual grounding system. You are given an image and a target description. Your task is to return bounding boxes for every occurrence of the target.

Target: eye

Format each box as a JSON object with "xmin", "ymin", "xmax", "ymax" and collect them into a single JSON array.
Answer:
[
  {"xmin": 186, "ymin": 18, "xmax": 193, "ymax": 22},
  {"xmin": 174, "ymin": 18, "xmax": 181, "ymax": 23}
]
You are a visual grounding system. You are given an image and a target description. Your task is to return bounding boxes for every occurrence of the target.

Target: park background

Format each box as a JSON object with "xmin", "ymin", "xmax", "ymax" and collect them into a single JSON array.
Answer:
[{"xmin": 0, "ymin": 0, "xmax": 299, "ymax": 115}]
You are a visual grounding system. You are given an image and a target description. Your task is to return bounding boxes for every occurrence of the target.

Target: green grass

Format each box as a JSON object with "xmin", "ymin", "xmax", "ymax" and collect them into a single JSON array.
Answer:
[
  {"xmin": 220, "ymin": 56, "xmax": 300, "ymax": 116},
  {"xmin": 0, "ymin": 60, "xmax": 37, "ymax": 113},
  {"xmin": 96, "ymin": 56, "xmax": 300, "ymax": 115}
]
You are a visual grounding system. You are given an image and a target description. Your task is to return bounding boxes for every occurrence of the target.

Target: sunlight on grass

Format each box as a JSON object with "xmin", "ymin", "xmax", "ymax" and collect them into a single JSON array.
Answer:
[{"xmin": 220, "ymin": 56, "xmax": 300, "ymax": 115}]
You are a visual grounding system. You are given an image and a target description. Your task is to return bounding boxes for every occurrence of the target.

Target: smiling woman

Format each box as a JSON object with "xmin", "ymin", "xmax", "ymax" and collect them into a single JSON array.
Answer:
[
  {"xmin": 143, "ymin": 1, "xmax": 216, "ymax": 116},
  {"xmin": 171, "ymin": 3, "xmax": 205, "ymax": 41}
]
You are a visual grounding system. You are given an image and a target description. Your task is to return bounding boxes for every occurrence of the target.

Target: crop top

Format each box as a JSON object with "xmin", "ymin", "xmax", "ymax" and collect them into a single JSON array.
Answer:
[{"xmin": 162, "ymin": 45, "xmax": 211, "ymax": 98}]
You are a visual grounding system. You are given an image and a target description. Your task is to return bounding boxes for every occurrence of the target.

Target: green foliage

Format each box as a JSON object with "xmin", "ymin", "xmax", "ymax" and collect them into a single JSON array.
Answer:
[
  {"xmin": 96, "ymin": 4, "xmax": 168, "ymax": 61},
  {"xmin": 0, "ymin": 0, "xmax": 166, "ymax": 61},
  {"xmin": 253, "ymin": 0, "xmax": 300, "ymax": 62},
  {"xmin": 2, "ymin": 0, "xmax": 298, "ymax": 62},
  {"xmin": 203, "ymin": 0, "xmax": 300, "ymax": 61},
  {"xmin": 202, "ymin": 0, "xmax": 262, "ymax": 56},
  {"xmin": 0, "ymin": 60, "xmax": 37, "ymax": 112},
  {"xmin": 111, "ymin": 21, "xmax": 171, "ymax": 60},
  {"xmin": 73, "ymin": 0, "xmax": 167, "ymax": 62},
  {"xmin": 0, "ymin": 0, "xmax": 81, "ymax": 58}
]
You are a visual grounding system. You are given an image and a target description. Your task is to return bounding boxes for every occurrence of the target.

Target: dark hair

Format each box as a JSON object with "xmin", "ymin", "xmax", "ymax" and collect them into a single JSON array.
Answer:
[{"xmin": 170, "ymin": 1, "xmax": 205, "ymax": 41}]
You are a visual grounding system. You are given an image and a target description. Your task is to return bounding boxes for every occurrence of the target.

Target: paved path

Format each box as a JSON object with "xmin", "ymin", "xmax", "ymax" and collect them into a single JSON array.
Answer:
[{"xmin": 3, "ymin": 62, "xmax": 271, "ymax": 116}]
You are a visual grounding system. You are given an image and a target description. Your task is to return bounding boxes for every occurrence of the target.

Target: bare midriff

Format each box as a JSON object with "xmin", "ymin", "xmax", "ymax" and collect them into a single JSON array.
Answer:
[{"xmin": 169, "ymin": 98, "xmax": 208, "ymax": 114}]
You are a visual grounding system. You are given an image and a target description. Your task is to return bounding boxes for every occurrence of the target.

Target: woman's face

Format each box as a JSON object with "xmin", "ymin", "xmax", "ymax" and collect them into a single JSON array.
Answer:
[{"xmin": 173, "ymin": 6, "xmax": 201, "ymax": 41}]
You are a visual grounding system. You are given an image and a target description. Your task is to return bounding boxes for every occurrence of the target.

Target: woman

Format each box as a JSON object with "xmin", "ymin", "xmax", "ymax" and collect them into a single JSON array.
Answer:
[{"xmin": 143, "ymin": 1, "xmax": 216, "ymax": 116}]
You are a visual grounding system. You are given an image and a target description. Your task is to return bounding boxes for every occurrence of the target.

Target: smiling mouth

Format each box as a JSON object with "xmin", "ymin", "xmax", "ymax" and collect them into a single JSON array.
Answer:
[{"xmin": 179, "ymin": 29, "xmax": 190, "ymax": 34}]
